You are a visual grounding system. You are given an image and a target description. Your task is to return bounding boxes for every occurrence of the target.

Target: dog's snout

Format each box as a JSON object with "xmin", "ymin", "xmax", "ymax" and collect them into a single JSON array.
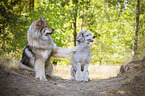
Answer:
[
  {"xmin": 52, "ymin": 28, "xmax": 54, "ymax": 32},
  {"xmin": 46, "ymin": 33, "xmax": 50, "ymax": 35},
  {"xmin": 93, "ymin": 36, "xmax": 95, "ymax": 38}
]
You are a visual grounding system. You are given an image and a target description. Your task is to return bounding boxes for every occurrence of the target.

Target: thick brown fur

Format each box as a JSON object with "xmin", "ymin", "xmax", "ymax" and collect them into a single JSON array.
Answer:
[{"xmin": 21, "ymin": 16, "xmax": 77, "ymax": 81}]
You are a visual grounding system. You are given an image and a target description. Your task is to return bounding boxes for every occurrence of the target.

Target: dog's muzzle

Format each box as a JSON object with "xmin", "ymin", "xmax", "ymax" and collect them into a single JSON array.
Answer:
[
  {"xmin": 88, "ymin": 36, "xmax": 95, "ymax": 42},
  {"xmin": 45, "ymin": 28, "xmax": 54, "ymax": 36}
]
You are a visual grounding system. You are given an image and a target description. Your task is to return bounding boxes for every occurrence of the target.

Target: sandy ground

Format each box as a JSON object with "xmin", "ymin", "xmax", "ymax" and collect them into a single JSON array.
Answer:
[
  {"xmin": 0, "ymin": 65, "xmax": 141, "ymax": 96},
  {"xmin": 54, "ymin": 65, "xmax": 120, "ymax": 80}
]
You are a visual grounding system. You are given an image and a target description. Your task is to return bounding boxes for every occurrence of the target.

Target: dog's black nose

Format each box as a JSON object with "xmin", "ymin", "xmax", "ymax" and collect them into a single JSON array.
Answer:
[
  {"xmin": 52, "ymin": 28, "xmax": 54, "ymax": 32},
  {"xmin": 93, "ymin": 36, "xmax": 95, "ymax": 38}
]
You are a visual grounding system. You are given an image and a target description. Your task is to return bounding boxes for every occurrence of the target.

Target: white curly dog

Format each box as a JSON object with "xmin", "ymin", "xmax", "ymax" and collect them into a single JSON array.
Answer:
[{"xmin": 71, "ymin": 30, "xmax": 95, "ymax": 82}]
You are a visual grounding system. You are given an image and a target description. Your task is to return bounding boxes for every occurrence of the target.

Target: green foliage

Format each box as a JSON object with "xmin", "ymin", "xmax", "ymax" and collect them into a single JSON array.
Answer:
[
  {"xmin": 0, "ymin": 0, "xmax": 28, "ymax": 55},
  {"xmin": 1, "ymin": 0, "xmax": 145, "ymax": 65}
]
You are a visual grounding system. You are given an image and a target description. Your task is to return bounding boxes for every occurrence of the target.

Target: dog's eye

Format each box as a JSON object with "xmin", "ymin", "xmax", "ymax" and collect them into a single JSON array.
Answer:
[{"xmin": 45, "ymin": 26, "xmax": 47, "ymax": 27}]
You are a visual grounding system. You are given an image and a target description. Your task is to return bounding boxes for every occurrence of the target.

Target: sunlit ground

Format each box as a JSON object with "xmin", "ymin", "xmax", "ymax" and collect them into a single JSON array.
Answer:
[
  {"xmin": 54, "ymin": 65, "xmax": 120, "ymax": 80},
  {"xmin": 0, "ymin": 55, "xmax": 120, "ymax": 80}
]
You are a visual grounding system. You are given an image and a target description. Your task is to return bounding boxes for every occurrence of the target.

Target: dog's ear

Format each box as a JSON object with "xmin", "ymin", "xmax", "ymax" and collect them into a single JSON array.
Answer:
[
  {"xmin": 43, "ymin": 16, "xmax": 45, "ymax": 20},
  {"xmin": 38, "ymin": 16, "xmax": 43, "ymax": 21},
  {"xmin": 36, "ymin": 16, "xmax": 43, "ymax": 27},
  {"xmin": 77, "ymin": 33, "xmax": 84, "ymax": 42}
]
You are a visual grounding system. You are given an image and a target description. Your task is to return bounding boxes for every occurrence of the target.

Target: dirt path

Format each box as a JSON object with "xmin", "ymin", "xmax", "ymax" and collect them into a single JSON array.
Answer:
[{"xmin": 0, "ymin": 65, "xmax": 135, "ymax": 96}]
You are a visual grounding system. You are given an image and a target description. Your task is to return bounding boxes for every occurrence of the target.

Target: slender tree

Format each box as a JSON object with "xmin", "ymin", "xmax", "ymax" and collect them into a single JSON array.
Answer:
[
  {"xmin": 30, "ymin": 0, "xmax": 34, "ymax": 11},
  {"xmin": 73, "ymin": 0, "xmax": 78, "ymax": 46},
  {"xmin": 132, "ymin": 0, "xmax": 140, "ymax": 59}
]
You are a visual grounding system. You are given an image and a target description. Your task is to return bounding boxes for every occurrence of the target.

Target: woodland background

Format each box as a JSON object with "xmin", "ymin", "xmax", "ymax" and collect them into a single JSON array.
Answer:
[{"xmin": 0, "ymin": 0, "xmax": 145, "ymax": 66}]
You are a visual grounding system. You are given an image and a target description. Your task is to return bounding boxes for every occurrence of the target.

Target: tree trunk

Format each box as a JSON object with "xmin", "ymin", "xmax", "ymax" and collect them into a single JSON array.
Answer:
[
  {"xmin": 73, "ymin": 0, "xmax": 78, "ymax": 47},
  {"xmin": 132, "ymin": 0, "xmax": 140, "ymax": 59},
  {"xmin": 30, "ymin": 0, "xmax": 34, "ymax": 11},
  {"xmin": 73, "ymin": 13, "xmax": 77, "ymax": 47}
]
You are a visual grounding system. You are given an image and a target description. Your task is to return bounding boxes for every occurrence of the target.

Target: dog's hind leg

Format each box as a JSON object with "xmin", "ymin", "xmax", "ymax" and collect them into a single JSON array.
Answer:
[
  {"xmin": 75, "ymin": 63, "xmax": 83, "ymax": 82},
  {"xmin": 34, "ymin": 59, "xmax": 47, "ymax": 81},
  {"xmin": 45, "ymin": 60, "xmax": 54, "ymax": 77},
  {"xmin": 45, "ymin": 60, "xmax": 62, "ymax": 79},
  {"xmin": 70, "ymin": 67, "xmax": 75, "ymax": 81},
  {"xmin": 83, "ymin": 64, "xmax": 89, "ymax": 82}
]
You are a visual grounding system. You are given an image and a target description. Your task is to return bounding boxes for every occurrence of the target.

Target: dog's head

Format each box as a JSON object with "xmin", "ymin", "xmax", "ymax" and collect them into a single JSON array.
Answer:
[
  {"xmin": 77, "ymin": 30, "xmax": 95, "ymax": 43},
  {"xmin": 35, "ymin": 16, "xmax": 54, "ymax": 36}
]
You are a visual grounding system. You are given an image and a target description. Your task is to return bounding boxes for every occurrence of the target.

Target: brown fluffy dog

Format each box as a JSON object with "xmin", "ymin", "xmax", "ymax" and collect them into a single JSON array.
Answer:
[{"xmin": 21, "ymin": 16, "xmax": 77, "ymax": 81}]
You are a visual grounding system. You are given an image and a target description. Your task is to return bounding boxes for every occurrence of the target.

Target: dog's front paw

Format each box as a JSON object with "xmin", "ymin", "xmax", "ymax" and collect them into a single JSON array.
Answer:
[
  {"xmin": 83, "ymin": 71, "xmax": 89, "ymax": 82},
  {"xmin": 75, "ymin": 70, "xmax": 83, "ymax": 82},
  {"xmin": 39, "ymin": 77, "xmax": 48, "ymax": 81},
  {"xmin": 35, "ymin": 74, "xmax": 48, "ymax": 81},
  {"xmin": 71, "ymin": 46, "xmax": 78, "ymax": 53},
  {"xmin": 71, "ymin": 77, "xmax": 75, "ymax": 81}
]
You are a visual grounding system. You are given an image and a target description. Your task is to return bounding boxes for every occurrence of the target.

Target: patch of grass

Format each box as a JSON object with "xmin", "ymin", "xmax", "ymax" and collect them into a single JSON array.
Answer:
[{"xmin": 0, "ymin": 53, "xmax": 19, "ymax": 70}]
